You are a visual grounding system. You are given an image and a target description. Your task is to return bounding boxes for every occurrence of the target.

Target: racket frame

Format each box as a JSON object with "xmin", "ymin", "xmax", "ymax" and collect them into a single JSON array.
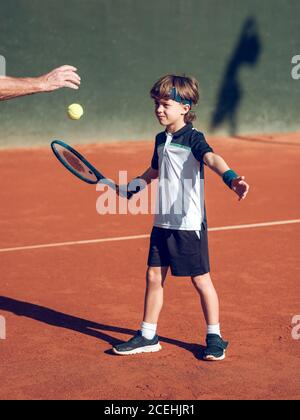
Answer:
[{"xmin": 51, "ymin": 140, "xmax": 105, "ymax": 184}]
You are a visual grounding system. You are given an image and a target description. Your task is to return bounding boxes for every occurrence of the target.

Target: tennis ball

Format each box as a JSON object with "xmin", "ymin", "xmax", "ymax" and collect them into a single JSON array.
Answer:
[{"xmin": 67, "ymin": 103, "xmax": 84, "ymax": 120}]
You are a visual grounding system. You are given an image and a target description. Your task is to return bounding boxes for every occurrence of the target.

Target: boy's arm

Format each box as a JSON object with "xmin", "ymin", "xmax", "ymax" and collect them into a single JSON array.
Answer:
[
  {"xmin": 0, "ymin": 65, "xmax": 80, "ymax": 101},
  {"xmin": 139, "ymin": 166, "xmax": 159, "ymax": 184},
  {"xmin": 117, "ymin": 134, "xmax": 159, "ymax": 198},
  {"xmin": 203, "ymin": 152, "xmax": 249, "ymax": 201},
  {"xmin": 116, "ymin": 166, "xmax": 158, "ymax": 199}
]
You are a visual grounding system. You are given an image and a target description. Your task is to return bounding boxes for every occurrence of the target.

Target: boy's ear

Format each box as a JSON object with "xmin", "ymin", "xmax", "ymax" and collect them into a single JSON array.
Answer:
[{"xmin": 181, "ymin": 104, "xmax": 191, "ymax": 115}]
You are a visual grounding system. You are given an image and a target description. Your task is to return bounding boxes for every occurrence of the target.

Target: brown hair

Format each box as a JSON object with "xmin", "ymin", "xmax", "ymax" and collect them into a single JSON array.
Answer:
[{"xmin": 150, "ymin": 74, "xmax": 199, "ymax": 123}]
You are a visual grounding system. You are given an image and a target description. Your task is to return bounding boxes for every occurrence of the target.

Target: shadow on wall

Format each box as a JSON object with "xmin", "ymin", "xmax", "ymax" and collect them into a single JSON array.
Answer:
[{"xmin": 210, "ymin": 17, "xmax": 262, "ymax": 136}]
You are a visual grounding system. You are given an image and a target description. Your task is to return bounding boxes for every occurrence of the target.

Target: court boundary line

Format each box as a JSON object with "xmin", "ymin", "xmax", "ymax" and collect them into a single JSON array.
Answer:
[{"xmin": 0, "ymin": 219, "xmax": 299, "ymax": 254}]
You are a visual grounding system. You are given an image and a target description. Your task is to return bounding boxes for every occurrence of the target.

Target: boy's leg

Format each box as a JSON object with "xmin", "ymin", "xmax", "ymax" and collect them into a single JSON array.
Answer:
[
  {"xmin": 191, "ymin": 272, "xmax": 219, "ymax": 326},
  {"xmin": 191, "ymin": 272, "xmax": 228, "ymax": 361},
  {"xmin": 143, "ymin": 266, "xmax": 169, "ymax": 324},
  {"xmin": 112, "ymin": 266, "xmax": 168, "ymax": 356}
]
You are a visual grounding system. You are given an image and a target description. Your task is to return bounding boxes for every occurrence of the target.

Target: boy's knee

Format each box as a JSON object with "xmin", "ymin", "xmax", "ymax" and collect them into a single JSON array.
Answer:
[
  {"xmin": 146, "ymin": 267, "xmax": 163, "ymax": 286},
  {"xmin": 191, "ymin": 272, "xmax": 211, "ymax": 289}
]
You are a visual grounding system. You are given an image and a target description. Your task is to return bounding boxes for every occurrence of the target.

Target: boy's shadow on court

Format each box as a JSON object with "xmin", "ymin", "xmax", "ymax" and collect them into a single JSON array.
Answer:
[{"xmin": 0, "ymin": 296, "xmax": 205, "ymax": 360}]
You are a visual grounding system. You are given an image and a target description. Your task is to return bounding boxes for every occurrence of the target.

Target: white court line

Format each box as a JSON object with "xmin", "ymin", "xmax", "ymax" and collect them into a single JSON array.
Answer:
[{"xmin": 0, "ymin": 219, "xmax": 299, "ymax": 254}]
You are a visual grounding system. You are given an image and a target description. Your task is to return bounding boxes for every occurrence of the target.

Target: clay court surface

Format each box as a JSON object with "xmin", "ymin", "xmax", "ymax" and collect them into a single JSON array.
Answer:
[{"xmin": 0, "ymin": 133, "xmax": 299, "ymax": 400}]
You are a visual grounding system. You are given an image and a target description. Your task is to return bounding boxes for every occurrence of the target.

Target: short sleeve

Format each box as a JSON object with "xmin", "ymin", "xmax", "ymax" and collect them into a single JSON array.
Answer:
[
  {"xmin": 191, "ymin": 131, "xmax": 214, "ymax": 164},
  {"xmin": 151, "ymin": 137, "xmax": 159, "ymax": 170}
]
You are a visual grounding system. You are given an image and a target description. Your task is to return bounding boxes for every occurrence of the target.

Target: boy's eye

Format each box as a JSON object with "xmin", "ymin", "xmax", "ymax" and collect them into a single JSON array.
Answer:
[{"xmin": 154, "ymin": 101, "xmax": 169, "ymax": 108}]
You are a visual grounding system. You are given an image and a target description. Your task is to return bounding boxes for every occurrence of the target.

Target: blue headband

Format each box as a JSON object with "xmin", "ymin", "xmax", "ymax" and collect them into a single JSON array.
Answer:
[{"xmin": 169, "ymin": 87, "xmax": 192, "ymax": 106}]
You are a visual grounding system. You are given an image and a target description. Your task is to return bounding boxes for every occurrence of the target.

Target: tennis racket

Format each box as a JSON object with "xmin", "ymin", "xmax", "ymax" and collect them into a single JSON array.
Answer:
[{"xmin": 51, "ymin": 140, "xmax": 129, "ymax": 198}]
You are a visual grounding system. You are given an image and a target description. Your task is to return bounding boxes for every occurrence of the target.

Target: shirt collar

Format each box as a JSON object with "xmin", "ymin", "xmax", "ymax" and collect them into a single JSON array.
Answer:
[{"xmin": 166, "ymin": 123, "xmax": 193, "ymax": 139}]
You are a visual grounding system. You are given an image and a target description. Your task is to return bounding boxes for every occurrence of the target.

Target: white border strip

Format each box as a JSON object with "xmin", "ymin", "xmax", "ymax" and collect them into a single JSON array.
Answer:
[{"xmin": 0, "ymin": 219, "xmax": 299, "ymax": 254}]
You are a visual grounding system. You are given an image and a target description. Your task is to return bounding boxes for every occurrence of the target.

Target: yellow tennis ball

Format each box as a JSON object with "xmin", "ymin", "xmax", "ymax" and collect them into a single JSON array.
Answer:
[{"xmin": 67, "ymin": 103, "xmax": 84, "ymax": 120}]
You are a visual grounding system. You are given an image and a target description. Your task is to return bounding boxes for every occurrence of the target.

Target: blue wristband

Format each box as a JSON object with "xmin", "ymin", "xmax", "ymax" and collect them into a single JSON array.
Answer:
[{"xmin": 222, "ymin": 170, "xmax": 238, "ymax": 189}]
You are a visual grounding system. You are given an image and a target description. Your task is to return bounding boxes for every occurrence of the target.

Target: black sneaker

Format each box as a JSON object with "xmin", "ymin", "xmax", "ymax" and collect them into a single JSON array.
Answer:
[
  {"xmin": 112, "ymin": 331, "xmax": 162, "ymax": 355},
  {"xmin": 203, "ymin": 334, "xmax": 229, "ymax": 361}
]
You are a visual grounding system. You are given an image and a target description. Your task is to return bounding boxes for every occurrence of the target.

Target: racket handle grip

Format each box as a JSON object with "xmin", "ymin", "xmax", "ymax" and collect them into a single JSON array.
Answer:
[
  {"xmin": 127, "ymin": 177, "xmax": 145, "ymax": 200},
  {"xmin": 116, "ymin": 184, "xmax": 136, "ymax": 199},
  {"xmin": 117, "ymin": 177, "xmax": 146, "ymax": 199}
]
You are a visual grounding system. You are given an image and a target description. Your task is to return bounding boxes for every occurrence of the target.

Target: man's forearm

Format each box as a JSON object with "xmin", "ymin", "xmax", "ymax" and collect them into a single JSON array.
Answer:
[
  {"xmin": 0, "ymin": 76, "xmax": 44, "ymax": 101},
  {"xmin": 0, "ymin": 66, "xmax": 81, "ymax": 101}
]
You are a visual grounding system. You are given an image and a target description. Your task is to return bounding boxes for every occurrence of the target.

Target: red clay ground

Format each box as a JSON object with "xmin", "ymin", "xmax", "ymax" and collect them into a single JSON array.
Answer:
[{"xmin": 0, "ymin": 133, "xmax": 299, "ymax": 400}]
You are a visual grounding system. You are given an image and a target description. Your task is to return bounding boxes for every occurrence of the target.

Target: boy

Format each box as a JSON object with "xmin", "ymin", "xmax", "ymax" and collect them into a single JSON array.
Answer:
[{"xmin": 113, "ymin": 75, "xmax": 249, "ymax": 361}]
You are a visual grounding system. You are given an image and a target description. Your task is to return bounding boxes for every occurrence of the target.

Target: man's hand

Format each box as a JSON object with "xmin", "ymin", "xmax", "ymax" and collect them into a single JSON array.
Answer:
[
  {"xmin": 231, "ymin": 176, "xmax": 249, "ymax": 201},
  {"xmin": 39, "ymin": 65, "xmax": 81, "ymax": 92},
  {"xmin": 0, "ymin": 65, "xmax": 81, "ymax": 101}
]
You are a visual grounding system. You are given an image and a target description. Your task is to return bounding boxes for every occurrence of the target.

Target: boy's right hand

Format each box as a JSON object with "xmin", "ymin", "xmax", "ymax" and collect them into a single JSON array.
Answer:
[
  {"xmin": 116, "ymin": 178, "xmax": 146, "ymax": 200},
  {"xmin": 116, "ymin": 184, "xmax": 134, "ymax": 200}
]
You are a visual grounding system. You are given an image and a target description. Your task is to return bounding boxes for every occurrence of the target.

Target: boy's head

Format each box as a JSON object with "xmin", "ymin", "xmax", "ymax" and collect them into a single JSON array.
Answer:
[{"xmin": 150, "ymin": 75, "xmax": 199, "ymax": 127}]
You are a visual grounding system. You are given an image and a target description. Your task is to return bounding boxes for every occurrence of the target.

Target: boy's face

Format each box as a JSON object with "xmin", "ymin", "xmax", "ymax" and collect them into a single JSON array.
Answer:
[{"xmin": 154, "ymin": 98, "xmax": 190, "ymax": 127}]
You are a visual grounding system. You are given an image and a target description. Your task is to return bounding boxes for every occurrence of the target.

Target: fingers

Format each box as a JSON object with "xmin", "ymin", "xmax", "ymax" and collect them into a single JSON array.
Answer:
[
  {"xmin": 45, "ymin": 67, "xmax": 81, "ymax": 91},
  {"xmin": 62, "ymin": 71, "xmax": 81, "ymax": 81},
  {"xmin": 55, "ymin": 65, "xmax": 78, "ymax": 72},
  {"xmin": 63, "ymin": 81, "xmax": 80, "ymax": 90},
  {"xmin": 235, "ymin": 176, "xmax": 250, "ymax": 198},
  {"xmin": 61, "ymin": 71, "xmax": 81, "ymax": 86},
  {"xmin": 236, "ymin": 176, "xmax": 246, "ymax": 185},
  {"xmin": 233, "ymin": 176, "xmax": 250, "ymax": 201},
  {"xmin": 238, "ymin": 187, "xmax": 249, "ymax": 201},
  {"xmin": 238, "ymin": 182, "xmax": 248, "ymax": 191}
]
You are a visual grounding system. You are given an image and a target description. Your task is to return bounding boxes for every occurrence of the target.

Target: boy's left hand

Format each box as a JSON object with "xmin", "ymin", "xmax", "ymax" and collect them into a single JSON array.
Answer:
[{"xmin": 231, "ymin": 176, "xmax": 249, "ymax": 201}]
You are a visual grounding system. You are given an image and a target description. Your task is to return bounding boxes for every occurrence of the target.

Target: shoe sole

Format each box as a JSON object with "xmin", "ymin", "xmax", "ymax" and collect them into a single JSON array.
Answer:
[
  {"xmin": 203, "ymin": 352, "xmax": 226, "ymax": 361},
  {"xmin": 112, "ymin": 343, "xmax": 162, "ymax": 356}
]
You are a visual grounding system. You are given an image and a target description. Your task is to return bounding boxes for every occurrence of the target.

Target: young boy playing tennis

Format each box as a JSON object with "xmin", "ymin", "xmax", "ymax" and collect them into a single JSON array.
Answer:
[{"xmin": 113, "ymin": 75, "xmax": 249, "ymax": 361}]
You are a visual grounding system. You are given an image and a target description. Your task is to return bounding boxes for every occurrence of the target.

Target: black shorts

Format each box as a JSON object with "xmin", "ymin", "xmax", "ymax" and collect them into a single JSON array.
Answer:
[{"xmin": 147, "ymin": 226, "xmax": 210, "ymax": 277}]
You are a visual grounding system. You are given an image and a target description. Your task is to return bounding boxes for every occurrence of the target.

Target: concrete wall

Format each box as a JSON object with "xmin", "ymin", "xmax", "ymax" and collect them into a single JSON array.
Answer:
[{"xmin": 0, "ymin": 0, "xmax": 299, "ymax": 148}]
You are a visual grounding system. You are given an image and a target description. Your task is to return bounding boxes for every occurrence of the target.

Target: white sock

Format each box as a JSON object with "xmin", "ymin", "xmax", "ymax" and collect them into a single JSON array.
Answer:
[
  {"xmin": 207, "ymin": 323, "xmax": 221, "ymax": 337},
  {"xmin": 141, "ymin": 321, "xmax": 157, "ymax": 340}
]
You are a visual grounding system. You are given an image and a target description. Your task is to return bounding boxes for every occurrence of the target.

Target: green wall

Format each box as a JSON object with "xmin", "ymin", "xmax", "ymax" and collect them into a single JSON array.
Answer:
[{"xmin": 0, "ymin": 0, "xmax": 299, "ymax": 148}]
